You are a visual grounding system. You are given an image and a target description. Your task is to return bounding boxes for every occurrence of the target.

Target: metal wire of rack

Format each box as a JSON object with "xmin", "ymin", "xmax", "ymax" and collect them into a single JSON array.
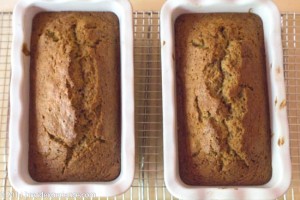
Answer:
[
  {"xmin": 0, "ymin": 11, "xmax": 12, "ymax": 200},
  {"xmin": 281, "ymin": 12, "xmax": 300, "ymax": 200},
  {"xmin": 0, "ymin": 11, "xmax": 299, "ymax": 200}
]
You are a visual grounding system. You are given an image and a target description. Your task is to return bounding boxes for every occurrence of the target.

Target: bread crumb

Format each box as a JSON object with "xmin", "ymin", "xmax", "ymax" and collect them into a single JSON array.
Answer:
[
  {"xmin": 22, "ymin": 43, "xmax": 30, "ymax": 56},
  {"xmin": 279, "ymin": 99, "xmax": 286, "ymax": 109},
  {"xmin": 278, "ymin": 137, "xmax": 285, "ymax": 146}
]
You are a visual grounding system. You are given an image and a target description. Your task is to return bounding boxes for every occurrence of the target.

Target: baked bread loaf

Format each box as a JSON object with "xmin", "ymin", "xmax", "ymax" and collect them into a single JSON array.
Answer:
[
  {"xmin": 175, "ymin": 13, "xmax": 272, "ymax": 185},
  {"xmin": 29, "ymin": 12, "xmax": 120, "ymax": 182}
]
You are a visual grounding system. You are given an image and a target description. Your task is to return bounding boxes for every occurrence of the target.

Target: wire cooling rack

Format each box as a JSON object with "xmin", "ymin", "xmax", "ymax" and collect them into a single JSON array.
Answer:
[{"xmin": 0, "ymin": 11, "xmax": 299, "ymax": 200}]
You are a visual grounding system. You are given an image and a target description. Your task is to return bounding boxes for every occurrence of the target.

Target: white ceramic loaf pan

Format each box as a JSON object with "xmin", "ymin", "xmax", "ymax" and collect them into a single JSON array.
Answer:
[
  {"xmin": 9, "ymin": 0, "xmax": 134, "ymax": 197},
  {"xmin": 161, "ymin": 0, "xmax": 291, "ymax": 199}
]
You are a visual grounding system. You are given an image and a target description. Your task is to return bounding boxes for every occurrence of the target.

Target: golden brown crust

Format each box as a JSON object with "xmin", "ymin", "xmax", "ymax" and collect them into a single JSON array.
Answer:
[
  {"xmin": 29, "ymin": 12, "xmax": 120, "ymax": 182},
  {"xmin": 175, "ymin": 13, "xmax": 272, "ymax": 185}
]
